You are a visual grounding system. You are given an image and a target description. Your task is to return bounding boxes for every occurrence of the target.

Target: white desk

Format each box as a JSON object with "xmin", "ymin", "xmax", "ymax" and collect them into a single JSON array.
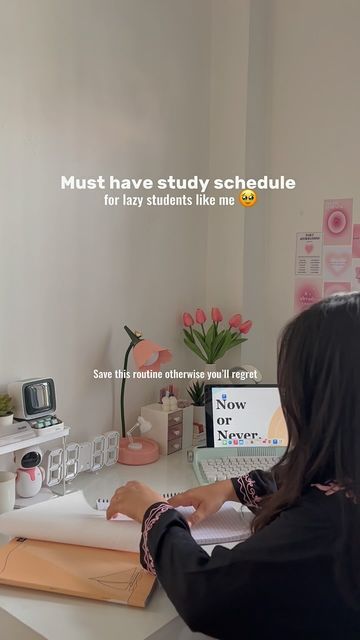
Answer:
[{"xmin": 0, "ymin": 450, "xmax": 202, "ymax": 640}]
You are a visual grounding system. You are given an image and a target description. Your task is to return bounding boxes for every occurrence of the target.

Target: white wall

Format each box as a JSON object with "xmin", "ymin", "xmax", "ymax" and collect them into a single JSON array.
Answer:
[
  {"xmin": 206, "ymin": 0, "xmax": 250, "ymax": 369},
  {"xmin": 264, "ymin": 0, "xmax": 360, "ymax": 378},
  {"xmin": 242, "ymin": 0, "xmax": 272, "ymax": 375},
  {"xmin": 3, "ymin": 0, "xmax": 357, "ymax": 453},
  {"xmin": 0, "ymin": 0, "xmax": 210, "ymax": 446}
]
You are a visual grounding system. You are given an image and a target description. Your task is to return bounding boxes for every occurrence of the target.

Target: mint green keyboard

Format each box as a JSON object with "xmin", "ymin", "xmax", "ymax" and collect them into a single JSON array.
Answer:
[{"xmin": 192, "ymin": 446, "xmax": 286, "ymax": 485}]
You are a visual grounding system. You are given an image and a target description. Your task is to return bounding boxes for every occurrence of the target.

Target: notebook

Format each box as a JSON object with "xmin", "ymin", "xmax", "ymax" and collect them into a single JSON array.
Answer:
[
  {"xmin": 0, "ymin": 537, "xmax": 155, "ymax": 607},
  {"xmin": 96, "ymin": 495, "xmax": 253, "ymax": 545},
  {"xmin": 0, "ymin": 491, "xmax": 142, "ymax": 552},
  {"xmin": 0, "ymin": 491, "xmax": 252, "ymax": 549},
  {"xmin": 178, "ymin": 504, "xmax": 251, "ymax": 545}
]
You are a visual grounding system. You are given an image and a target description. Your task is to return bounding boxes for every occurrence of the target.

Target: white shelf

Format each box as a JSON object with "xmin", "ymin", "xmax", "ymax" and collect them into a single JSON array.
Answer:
[{"xmin": 0, "ymin": 427, "xmax": 70, "ymax": 455}]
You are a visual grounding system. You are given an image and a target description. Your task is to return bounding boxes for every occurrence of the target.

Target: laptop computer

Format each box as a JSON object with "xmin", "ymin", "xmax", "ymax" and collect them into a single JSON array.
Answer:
[{"xmin": 192, "ymin": 384, "xmax": 287, "ymax": 485}]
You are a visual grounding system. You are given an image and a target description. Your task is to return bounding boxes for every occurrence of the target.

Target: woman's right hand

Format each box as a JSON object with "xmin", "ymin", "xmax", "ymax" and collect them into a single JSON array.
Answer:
[{"xmin": 168, "ymin": 480, "xmax": 238, "ymax": 526}]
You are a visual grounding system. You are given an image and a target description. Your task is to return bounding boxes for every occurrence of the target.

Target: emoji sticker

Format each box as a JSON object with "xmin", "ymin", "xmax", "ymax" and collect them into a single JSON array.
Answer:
[{"xmin": 239, "ymin": 189, "xmax": 257, "ymax": 207}]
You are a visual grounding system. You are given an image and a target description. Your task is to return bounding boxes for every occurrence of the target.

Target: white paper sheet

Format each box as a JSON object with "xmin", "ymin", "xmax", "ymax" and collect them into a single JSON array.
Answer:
[
  {"xmin": 0, "ymin": 491, "xmax": 141, "ymax": 552},
  {"xmin": 0, "ymin": 492, "xmax": 251, "ymax": 551}
]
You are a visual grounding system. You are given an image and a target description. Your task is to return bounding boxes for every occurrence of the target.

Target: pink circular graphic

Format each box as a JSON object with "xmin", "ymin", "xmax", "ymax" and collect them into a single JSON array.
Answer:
[
  {"xmin": 296, "ymin": 282, "xmax": 322, "ymax": 312},
  {"xmin": 299, "ymin": 286, "xmax": 318, "ymax": 304},
  {"xmin": 327, "ymin": 210, "xmax": 346, "ymax": 235}
]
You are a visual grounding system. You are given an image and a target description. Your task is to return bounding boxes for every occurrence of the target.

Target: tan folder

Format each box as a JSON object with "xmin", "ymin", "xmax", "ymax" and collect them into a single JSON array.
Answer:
[{"xmin": 0, "ymin": 537, "xmax": 155, "ymax": 608}]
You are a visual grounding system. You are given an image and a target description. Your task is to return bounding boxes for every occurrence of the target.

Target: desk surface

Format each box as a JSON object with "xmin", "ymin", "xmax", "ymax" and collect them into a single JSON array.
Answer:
[{"xmin": 0, "ymin": 450, "xmax": 200, "ymax": 640}]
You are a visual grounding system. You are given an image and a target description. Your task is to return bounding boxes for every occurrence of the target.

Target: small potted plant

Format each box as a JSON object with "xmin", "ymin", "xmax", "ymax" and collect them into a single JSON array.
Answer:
[
  {"xmin": 0, "ymin": 394, "xmax": 14, "ymax": 427},
  {"xmin": 187, "ymin": 382, "xmax": 206, "ymax": 446}
]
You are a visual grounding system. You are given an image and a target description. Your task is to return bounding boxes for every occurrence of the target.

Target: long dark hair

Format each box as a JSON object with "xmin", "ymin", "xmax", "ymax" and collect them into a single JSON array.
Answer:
[{"xmin": 253, "ymin": 292, "xmax": 360, "ymax": 606}]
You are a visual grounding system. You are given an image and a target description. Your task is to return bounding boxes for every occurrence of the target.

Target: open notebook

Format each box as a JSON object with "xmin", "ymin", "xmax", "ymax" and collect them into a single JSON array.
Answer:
[
  {"xmin": 0, "ymin": 491, "xmax": 252, "ymax": 549},
  {"xmin": 177, "ymin": 504, "xmax": 251, "ymax": 545}
]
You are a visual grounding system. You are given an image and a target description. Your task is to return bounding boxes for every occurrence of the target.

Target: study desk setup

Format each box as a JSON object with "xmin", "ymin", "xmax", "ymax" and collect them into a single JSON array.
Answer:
[{"xmin": 0, "ymin": 381, "xmax": 287, "ymax": 640}]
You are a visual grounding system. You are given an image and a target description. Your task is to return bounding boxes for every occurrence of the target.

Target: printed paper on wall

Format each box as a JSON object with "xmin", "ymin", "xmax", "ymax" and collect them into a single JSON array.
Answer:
[
  {"xmin": 352, "ymin": 224, "xmax": 360, "ymax": 258},
  {"xmin": 323, "ymin": 282, "xmax": 351, "ymax": 297},
  {"xmin": 295, "ymin": 232, "xmax": 322, "ymax": 276},
  {"xmin": 351, "ymin": 259, "xmax": 360, "ymax": 291},
  {"xmin": 323, "ymin": 245, "xmax": 352, "ymax": 282},
  {"xmin": 294, "ymin": 277, "xmax": 323, "ymax": 313},
  {"xmin": 323, "ymin": 199, "xmax": 353, "ymax": 245}
]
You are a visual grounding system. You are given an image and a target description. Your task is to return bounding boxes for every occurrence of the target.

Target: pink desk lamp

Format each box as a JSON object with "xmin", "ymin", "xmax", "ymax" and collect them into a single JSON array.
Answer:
[
  {"xmin": 119, "ymin": 416, "xmax": 160, "ymax": 465},
  {"xmin": 118, "ymin": 325, "xmax": 172, "ymax": 465}
]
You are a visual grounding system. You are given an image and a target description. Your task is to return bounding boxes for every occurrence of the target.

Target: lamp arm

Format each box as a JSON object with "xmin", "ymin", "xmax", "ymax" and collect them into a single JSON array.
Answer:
[
  {"xmin": 126, "ymin": 423, "xmax": 139, "ymax": 437},
  {"xmin": 126, "ymin": 420, "xmax": 140, "ymax": 447},
  {"xmin": 120, "ymin": 343, "xmax": 133, "ymax": 438}
]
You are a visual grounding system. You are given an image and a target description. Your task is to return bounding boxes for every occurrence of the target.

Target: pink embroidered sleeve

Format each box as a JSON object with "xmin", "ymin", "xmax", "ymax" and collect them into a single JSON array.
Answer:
[
  {"xmin": 231, "ymin": 469, "xmax": 278, "ymax": 509},
  {"xmin": 235, "ymin": 474, "xmax": 262, "ymax": 508},
  {"xmin": 141, "ymin": 503, "xmax": 174, "ymax": 575}
]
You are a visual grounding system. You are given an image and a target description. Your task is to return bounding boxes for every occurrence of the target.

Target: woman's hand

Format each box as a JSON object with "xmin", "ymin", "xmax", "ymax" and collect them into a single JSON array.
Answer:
[
  {"xmin": 106, "ymin": 481, "xmax": 165, "ymax": 523},
  {"xmin": 168, "ymin": 480, "xmax": 237, "ymax": 526}
]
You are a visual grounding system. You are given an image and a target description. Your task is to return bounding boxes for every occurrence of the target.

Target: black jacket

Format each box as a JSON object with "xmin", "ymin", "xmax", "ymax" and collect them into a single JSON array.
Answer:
[{"xmin": 140, "ymin": 470, "xmax": 360, "ymax": 640}]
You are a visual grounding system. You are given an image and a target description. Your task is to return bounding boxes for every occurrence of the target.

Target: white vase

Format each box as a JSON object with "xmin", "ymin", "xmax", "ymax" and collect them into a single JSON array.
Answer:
[
  {"xmin": 204, "ymin": 363, "xmax": 217, "ymax": 373},
  {"xmin": 204, "ymin": 363, "xmax": 217, "ymax": 382},
  {"xmin": 0, "ymin": 413, "xmax": 14, "ymax": 428}
]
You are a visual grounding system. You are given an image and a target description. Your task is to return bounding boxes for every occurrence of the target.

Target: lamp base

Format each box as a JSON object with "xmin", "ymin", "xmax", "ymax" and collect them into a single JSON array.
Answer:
[{"xmin": 118, "ymin": 437, "xmax": 160, "ymax": 465}]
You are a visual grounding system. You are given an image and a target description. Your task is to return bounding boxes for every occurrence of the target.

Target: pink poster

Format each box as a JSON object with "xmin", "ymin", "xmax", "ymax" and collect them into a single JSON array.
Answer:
[
  {"xmin": 294, "ymin": 278, "xmax": 323, "ymax": 313},
  {"xmin": 351, "ymin": 259, "xmax": 360, "ymax": 291},
  {"xmin": 352, "ymin": 224, "xmax": 360, "ymax": 258},
  {"xmin": 323, "ymin": 245, "xmax": 352, "ymax": 282},
  {"xmin": 323, "ymin": 282, "xmax": 351, "ymax": 297},
  {"xmin": 323, "ymin": 199, "xmax": 353, "ymax": 245}
]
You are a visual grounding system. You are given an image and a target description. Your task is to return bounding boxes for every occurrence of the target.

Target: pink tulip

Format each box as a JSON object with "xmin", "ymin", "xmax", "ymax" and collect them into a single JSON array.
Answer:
[
  {"xmin": 211, "ymin": 307, "xmax": 223, "ymax": 323},
  {"xmin": 183, "ymin": 312, "xmax": 194, "ymax": 328},
  {"xmin": 229, "ymin": 314, "xmax": 242, "ymax": 329},
  {"xmin": 239, "ymin": 320, "xmax": 253, "ymax": 334},
  {"xmin": 195, "ymin": 308, "xmax": 207, "ymax": 324}
]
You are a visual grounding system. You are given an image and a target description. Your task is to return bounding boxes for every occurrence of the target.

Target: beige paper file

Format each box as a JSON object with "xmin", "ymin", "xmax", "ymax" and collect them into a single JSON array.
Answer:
[{"xmin": 0, "ymin": 537, "xmax": 155, "ymax": 607}]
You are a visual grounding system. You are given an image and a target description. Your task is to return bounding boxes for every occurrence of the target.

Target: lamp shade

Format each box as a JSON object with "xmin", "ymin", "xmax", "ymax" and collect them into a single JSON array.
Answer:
[{"xmin": 133, "ymin": 340, "xmax": 172, "ymax": 372}]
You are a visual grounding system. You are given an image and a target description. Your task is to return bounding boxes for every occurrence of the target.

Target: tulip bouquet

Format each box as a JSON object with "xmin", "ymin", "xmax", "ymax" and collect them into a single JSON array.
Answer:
[{"xmin": 182, "ymin": 308, "xmax": 252, "ymax": 365}]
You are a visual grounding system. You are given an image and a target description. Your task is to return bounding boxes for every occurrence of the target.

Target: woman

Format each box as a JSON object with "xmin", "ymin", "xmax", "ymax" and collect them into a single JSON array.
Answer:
[{"xmin": 107, "ymin": 293, "xmax": 360, "ymax": 639}]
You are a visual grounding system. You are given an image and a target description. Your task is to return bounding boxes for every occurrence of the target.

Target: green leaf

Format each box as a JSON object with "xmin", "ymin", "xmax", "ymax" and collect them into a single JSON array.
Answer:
[
  {"xmin": 193, "ymin": 329, "xmax": 211, "ymax": 357},
  {"xmin": 211, "ymin": 331, "xmax": 227, "ymax": 360},
  {"xmin": 183, "ymin": 328, "xmax": 194, "ymax": 342},
  {"xmin": 205, "ymin": 324, "xmax": 215, "ymax": 348},
  {"xmin": 214, "ymin": 331, "xmax": 238, "ymax": 361},
  {"xmin": 231, "ymin": 337, "xmax": 247, "ymax": 347},
  {"xmin": 186, "ymin": 381, "xmax": 205, "ymax": 405},
  {"xmin": 183, "ymin": 337, "xmax": 208, "ymax": 362},
  {"xmin": 218, "ymin": 337, "xmax": 247, "ymax": 359}
]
